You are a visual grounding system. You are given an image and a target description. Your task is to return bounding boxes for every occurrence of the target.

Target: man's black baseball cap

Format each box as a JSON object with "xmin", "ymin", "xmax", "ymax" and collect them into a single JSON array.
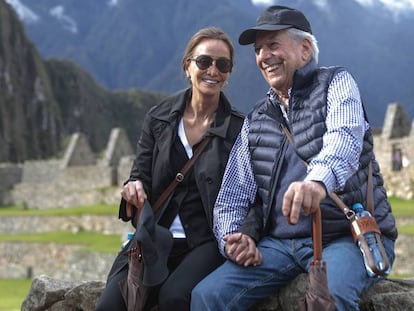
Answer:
[{"xmin": 239, "ymin": 5, "xmax": 312, "ymax": 45}]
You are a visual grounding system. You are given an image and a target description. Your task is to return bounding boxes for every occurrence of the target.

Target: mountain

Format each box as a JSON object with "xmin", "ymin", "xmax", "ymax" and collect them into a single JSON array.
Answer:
[
  {"xmin": 44, "ymin": 59, "xmax": 164, "ymax": 153},
  {"xmin": 0, "ymin": 0, "xmax": 62, "ymax": 162},
  {"xmin": 0, "ymin": 0, "xmax": 163, "ymax": 163},
  {"xmin": 7, "ymin": 0, "xmax": 414, "ymax": 127}
]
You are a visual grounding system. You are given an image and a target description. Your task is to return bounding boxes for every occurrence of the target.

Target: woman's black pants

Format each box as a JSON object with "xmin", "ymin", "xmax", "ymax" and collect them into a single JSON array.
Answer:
[{"xmin": 95, "ymin": 239, "xmax": 224, "ymax": 311}]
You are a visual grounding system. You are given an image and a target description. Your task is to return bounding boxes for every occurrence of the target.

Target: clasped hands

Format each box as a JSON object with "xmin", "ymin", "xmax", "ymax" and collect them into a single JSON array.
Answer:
[{"xmin": 224, "ymin": 232, "xmax": 262, "ymax": 267}]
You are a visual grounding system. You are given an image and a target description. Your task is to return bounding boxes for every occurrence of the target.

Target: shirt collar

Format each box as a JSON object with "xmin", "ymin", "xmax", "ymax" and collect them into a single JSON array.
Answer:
[{"xmin": 267, "ymin": 88, "xmax": 290, "ymax": 121}]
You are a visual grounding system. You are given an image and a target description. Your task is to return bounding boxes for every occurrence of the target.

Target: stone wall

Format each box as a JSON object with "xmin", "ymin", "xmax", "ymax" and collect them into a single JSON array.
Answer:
[
  {"xmin": 373, "ymin": 127, "xmax": 414, "ymax": 199},
  {"xmin": 0, "ymin": 215, "xmax": 412, "ymax": 281},
  {"xmin": 0, "ymin": 215, "xmax": 130, "ymax": 281},
  {"xmin": 21, "ymin": 274, "xmax": 414, "ymax": 311},
  {"xmin": 1, "ymin": 102, "xmax": 414, "ymax": 209},
  {"xmin": 0, "ymin": 127, "xmax": 134, "ymax": 209},
  {"xmin": 12, "ymin": 166, "xmax": 120, "ymax": 209},
  {"xmin": 0, "ymin": 163, "xmax": 22, "ymax": 188},
  {"xmin": 0, "ymin": 163, "xmax": 22, "ymax": 205},
  {"xmin": 20, "ymin": 159, "xmax": 62, "ymax": 183}
]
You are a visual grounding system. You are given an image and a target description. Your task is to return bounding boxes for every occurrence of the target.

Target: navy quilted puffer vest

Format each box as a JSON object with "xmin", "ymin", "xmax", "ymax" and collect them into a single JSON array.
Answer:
[{"xmin": 247, "ymin": 61, "xmax": 397, "ymax": 241}]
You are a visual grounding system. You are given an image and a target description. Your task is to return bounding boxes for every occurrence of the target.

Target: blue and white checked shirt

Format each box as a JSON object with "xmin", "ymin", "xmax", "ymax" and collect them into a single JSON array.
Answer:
[{"xmin": 213, "ymin": 70, "xmax": 368, "ymax": 254}]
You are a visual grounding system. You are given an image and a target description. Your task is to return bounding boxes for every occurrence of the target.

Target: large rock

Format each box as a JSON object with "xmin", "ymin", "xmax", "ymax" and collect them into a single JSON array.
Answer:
[
  {"xmin": 21, "ymin": 275, "xmax": 105, "ymax": 311},
  {"xmin": 251, "ymin": 274, "xmax": 414, "ymax": 311},
  {"xmin": 22, "ymin": 274, "xmax": 414, "ymax": 311}
]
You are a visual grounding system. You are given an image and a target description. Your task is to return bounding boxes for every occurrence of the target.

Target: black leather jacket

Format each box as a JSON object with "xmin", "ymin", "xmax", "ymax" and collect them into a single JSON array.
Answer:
[{"xmin": 119, "ymin": 88, "xmax": 244, "ymax": 229}]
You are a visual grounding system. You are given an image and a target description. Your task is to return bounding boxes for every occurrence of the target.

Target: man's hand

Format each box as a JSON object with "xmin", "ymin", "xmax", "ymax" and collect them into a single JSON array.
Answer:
[
  {"xmin": 282, "ymin": 180, "xmax": 326, "ymax": 224},
  {"xmin": 224, "ymin": 233, "xmax": 262, "ymax": 266},
  {"xmin": 121, "ymin": 180, "xmax": 147, "ymax": 218}
]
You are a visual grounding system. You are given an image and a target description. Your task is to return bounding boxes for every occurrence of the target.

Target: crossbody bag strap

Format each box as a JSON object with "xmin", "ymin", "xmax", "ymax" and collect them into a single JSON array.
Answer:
[
  {"xmin": 152, "ymin": 136, "xmax": 211, "ymax": 213},
  {"xmin": 281, "ymin": 125, "xmax": 390, "ymax": 277},
  {"xmin": 365, "ymin": 161, "xmax": 374, "ymax": 215},
  {"xmin": 129, "ymin": 136, "xmax": 212, "ymax": 260},
  {"xmin": 132, "ymin": 136, "xmax": 211, "ymax": 226},
  {"xmin": 280, "ymin": 124, "xmax": 372, "ymax": 220}
]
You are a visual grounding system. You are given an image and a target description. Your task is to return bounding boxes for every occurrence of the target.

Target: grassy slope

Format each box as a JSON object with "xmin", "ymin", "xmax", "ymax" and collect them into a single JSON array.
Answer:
[
  {"xmin": 0, "ymin": 204, "xmax": 118, "ymax": 216},
  {"xmin": 0, "ymin": 204, "xmax": 120, "ymax": 310},
  {"xmin": 0, "ymin": 204, "xmax": 121, "ymax": 253},
  {"xmin": 0, "ymin": 198, "xmax": 413, "ymax": 310},
  {"xmin": 0, "ymin": 279, "xmax": 32, "ymax": 311}
]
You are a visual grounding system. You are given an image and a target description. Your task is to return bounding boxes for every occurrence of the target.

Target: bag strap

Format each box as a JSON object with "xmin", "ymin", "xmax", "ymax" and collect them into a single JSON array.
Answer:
[
  {"xmin": 131, "ymin": 136, "xmax": 211, "ymax": 227},
  {"xmin": 152, "ymin": 136, "xmax": 211, "ymax": 213},
  {"xmin": 366, "ymin": 161, "xmax": 374, "ymax": 215},
  {"xmin": 280, "ymin": 124, "xmax": 372, "ymax": 219},
  {"xmin": 281, "ymin": 125, "xmax": 392, "ymax": 277}
]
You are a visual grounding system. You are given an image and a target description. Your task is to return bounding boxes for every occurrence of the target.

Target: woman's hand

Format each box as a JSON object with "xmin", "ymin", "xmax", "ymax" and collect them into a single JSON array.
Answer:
[
  {"xmin": 121, "ymin": 180, "xmax": 148, "ymax": 218},
  {"xmin": 224, "ymin": 233, "xmax": 262, "ymax": 267}
]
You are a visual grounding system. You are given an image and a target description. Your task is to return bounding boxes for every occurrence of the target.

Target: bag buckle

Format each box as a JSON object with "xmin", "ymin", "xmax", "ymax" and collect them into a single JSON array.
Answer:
[
  {"xmin": 344, "ymin": 207, "xmax": 355, "ymax": 221},
  {"xmin": 175, "ymin": 172, "xmax": 184, "ymax": 182}
]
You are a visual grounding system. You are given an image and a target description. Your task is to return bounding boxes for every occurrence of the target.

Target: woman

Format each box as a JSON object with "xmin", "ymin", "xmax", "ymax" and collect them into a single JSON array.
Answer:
[{"xmin": 96, "ymin": 27, "xmax": 244, "ymax": 311}]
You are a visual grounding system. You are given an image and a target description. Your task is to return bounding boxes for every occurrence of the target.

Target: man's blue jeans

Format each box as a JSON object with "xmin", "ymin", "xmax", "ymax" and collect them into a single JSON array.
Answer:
[{"xmin": 191, "ymin": 235, "xmax": 395, "ymax": 311}]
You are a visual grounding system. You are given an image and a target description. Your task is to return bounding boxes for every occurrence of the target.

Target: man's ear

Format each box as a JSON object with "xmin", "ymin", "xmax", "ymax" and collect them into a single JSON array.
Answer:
[{"xmin": 301, "ymin": 38, "xmax": 312, "ymax": 62}]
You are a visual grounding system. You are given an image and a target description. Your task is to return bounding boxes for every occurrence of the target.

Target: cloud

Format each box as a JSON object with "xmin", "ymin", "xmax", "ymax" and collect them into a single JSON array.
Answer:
[
  {"xmin": 49, "ymin": 5, "xmax": 78, "ymax": 34},
  {"xmin": 251, "ymin": 0, "xmax": 273, "ymax": 5},
  {"xmin": 354, "ymin": 0, "xmax": 414, "ymax": 20},
  {"xmin": 107, "ymin": 0, "xmax": 120, "ymax": 7},
  {"xmin": 251, "ymin": 0, "xmax": 414, "ymax": 11},
  {"xmin": 355, "ymin": 0, "xmax": 414, "ymax": 9},
  {"xmin": 378, "ymin": 0, "xmax": 414, "ymax": 10},
  {"xmin": 5, "ymin": 0, "xmax": 39, "ymax": 23}
]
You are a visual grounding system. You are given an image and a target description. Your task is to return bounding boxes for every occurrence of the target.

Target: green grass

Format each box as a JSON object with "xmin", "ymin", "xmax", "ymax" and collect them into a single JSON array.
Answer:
[
  {"xmin": 389, "ymin": 197, "xmax": 414, "ymax": 218},
  {"xmin": 388, "ymin": 197, "xmax": 414, "ymax": 233},
  {"xmin": 0, "ymin": 278, "xmax": 32, "ymax": 311},
  {"xmin": 396, "ymin": 226, "xmax": 414, "ymax": 235},
  {"xmin": 0, "ymin": 204, "xmax": 122, "ymax": 310},
  {"xmin": 0, "ymin": 204, "xmax": 122, "ymax": 253},
  {"xmin": 0, "ymin": 203, "xmax": 118, "ymax": 216},
  {"xmin": 0, "ymin": 230, "xmax": 122, "ymax": 253}
]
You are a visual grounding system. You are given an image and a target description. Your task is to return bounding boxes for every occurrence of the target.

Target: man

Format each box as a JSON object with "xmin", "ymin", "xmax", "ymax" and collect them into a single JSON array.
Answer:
[{"xmin": 191, "ymin": 5, "xmax": 397, "ymax": 311}]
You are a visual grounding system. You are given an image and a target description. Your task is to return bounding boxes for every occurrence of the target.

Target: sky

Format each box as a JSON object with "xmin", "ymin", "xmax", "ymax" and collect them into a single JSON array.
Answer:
[
  {"xmin": 5, "ymin": 0, "xmax": 118, "ymax": 27},
  {"xmin": 8, "ymin": 0, "xmax": 414, "ymax": 24},
  {"xmin": 252, "ymin": 0, "xmax": 414, "ymax": 11},
  {"xmin": 6, "ymin": 0, "xmax": 414, "ymax": 37}
]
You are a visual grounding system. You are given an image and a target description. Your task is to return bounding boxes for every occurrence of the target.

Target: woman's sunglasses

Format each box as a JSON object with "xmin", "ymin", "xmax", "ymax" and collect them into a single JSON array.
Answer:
[{"xmin": 189, "ymin": 55, "xmax": 232, "ymax": 73}]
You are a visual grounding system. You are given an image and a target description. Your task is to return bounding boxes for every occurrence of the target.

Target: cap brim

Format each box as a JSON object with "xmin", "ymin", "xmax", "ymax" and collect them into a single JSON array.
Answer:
[
  {"xmin": 136, "ymin": 201, "xmax": 173, "ymax": 287},
  {"xmin": 142, "ymin": 224, "xmax": 172, "ymax": 287},
  {"xmin": 238, "ymin": 24, "xmax": 292, "ymax": 45}
]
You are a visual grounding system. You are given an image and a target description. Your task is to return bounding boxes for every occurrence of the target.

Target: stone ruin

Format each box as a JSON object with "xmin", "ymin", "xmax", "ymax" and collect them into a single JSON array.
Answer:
[
  {"xmin": 1, "ymin": 101, "xmax": 414, "ymax": 209},
  {"xmin": 373, "ymin": 102, "xmax": 414, "ymax": 199},
  {"xmin": 0, "ymin": 127, "xmax": 135, "ymax": 209}
]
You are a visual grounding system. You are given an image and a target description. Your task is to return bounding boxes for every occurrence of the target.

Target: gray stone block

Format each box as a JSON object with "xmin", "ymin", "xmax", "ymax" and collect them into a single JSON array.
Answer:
[{"xmin": 21, "ymin": 274, "xmax": 414, "ymax": 311}]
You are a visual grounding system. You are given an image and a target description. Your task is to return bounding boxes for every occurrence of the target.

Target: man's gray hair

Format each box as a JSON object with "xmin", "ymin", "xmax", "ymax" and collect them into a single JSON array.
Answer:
[{"xmin": 286, "ymin": 28, "xmax": 319, "ymax": 64}]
